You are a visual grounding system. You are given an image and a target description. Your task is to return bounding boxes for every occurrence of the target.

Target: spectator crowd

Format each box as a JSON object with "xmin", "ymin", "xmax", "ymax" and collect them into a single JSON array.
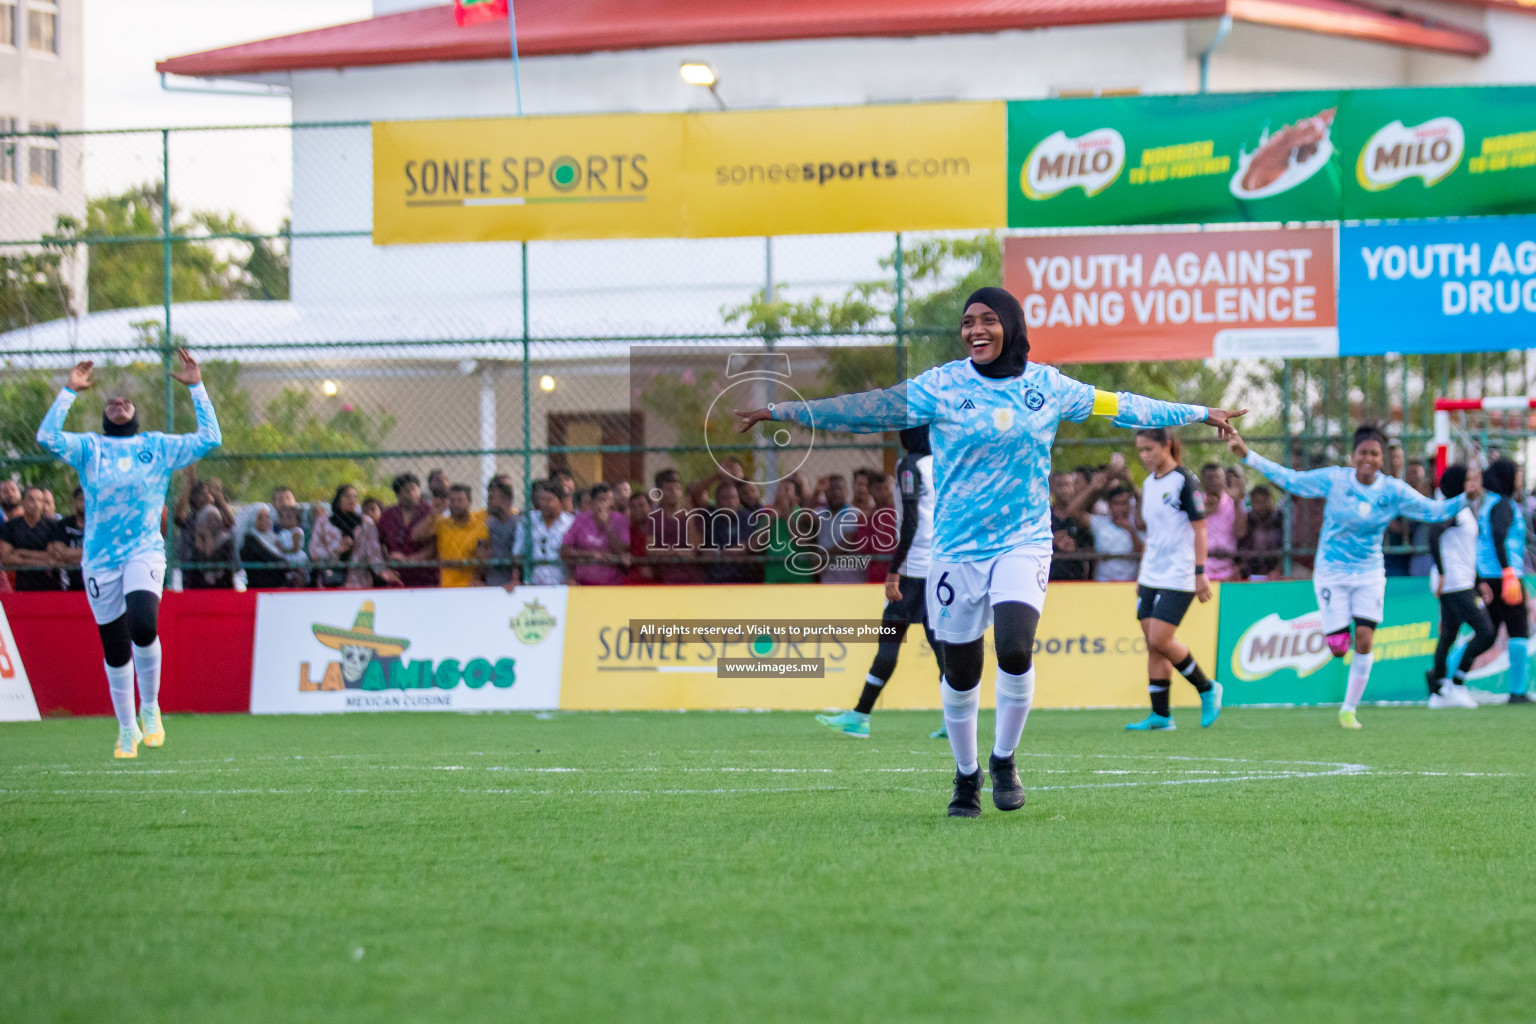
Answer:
[{"xmin": 0, "ymin": 438, "xmax": 1519, "ymax": 591}]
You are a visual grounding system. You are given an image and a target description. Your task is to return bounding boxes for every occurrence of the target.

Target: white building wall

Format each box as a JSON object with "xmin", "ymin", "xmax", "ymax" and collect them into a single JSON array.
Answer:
[
  {"xmin": 1410, "ymin": 9, "xmax": 1536, "ymax": 85},
  {"xmin": 0, "ymin": 0, "xmax": 85, "ymax": 311},
  {"xmin": 289, "ymin": 23, "xmax": 1191, "ymax": 124},
  {"xmin": 1188, "ymin": 21, "xmax": 1413, "ymax": 93}
]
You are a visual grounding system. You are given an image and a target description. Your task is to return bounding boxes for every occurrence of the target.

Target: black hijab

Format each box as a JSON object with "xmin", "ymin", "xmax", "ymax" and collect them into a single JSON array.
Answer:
[
  {"xmin": 1485, "ymin": 459, "xmax": 1517, "ymax": 498},
  {"xmin": 103, "ymin": 410, "xmax": 139, "ymax": 437},
  {"xmin": 899, "ymin": 425, "xmax": 931, "ymax": 457},
  {"xmin": 963, "ymin": 287, "xmax": 1030, "ymax": 379},
  {"xmin": 329, "ymin": 486, "xmax": 363, "ymax": 540}
]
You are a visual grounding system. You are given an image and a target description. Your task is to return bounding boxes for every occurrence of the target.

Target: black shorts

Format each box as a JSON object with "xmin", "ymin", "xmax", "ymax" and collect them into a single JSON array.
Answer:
[
  {"xmin": 1136, "ymin": 585, "xmax": 1195, "ymax": 626},
  {"xmin": 882, "ymin": 575, "xmax": 926, "ymax": 624},
  {"xmin": 1477, "ymin": 576, "xmax": 1529, "ymax": 638}
]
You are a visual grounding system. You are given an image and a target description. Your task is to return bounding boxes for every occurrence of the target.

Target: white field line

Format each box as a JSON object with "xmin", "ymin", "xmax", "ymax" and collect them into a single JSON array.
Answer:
[{"xmin": 0, "ymin": 753, "xmax": 1518, "ymax": 799}]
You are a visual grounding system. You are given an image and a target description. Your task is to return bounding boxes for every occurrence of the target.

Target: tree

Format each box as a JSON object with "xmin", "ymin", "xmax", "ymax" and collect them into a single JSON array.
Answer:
[
  {"xmin": 35, "ymin": 183, "xmax": 292, "ymax": 312},
  {"xmin": 0, "ymin": 355, "xmax": 394, "ymax": 504},
  {"xmin": 0, "ymin": 246, "xmax": 73, "ymax": 333}
]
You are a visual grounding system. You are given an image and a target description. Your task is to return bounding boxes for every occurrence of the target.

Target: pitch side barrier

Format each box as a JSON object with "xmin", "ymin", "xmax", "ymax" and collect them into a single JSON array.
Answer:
[{"xmin": 4, "ymin": 578, "xmax": 1516, "ymax": 716}]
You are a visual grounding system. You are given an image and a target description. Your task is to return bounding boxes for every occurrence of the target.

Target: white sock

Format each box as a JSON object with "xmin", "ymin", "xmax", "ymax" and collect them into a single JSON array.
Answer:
[
  {"xmin": 992, "ymin": 666, "xmax": 1035, "ymax": 758},
  {"xmin": 1343, "ymin": 652, "xmax": 1374, "ymax": 712},
  {"xmin": 133, "ymin": 638, "xmax": 162, "ymax": 710},
  {"xmin": 105, "ymin": 660, "xmax": 136, "ymax": 731},
  {"xmin": 940, "ymin": 680, "xmax": 980, "ymax": 775}
]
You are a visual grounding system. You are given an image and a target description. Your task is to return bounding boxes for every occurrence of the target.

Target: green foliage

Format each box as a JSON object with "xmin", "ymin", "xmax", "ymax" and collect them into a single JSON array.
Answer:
[
  {"xmin": 0, "ymin": 242, "xmax": 75, "ymax": 333},
  {"xmin": 78, "ymin": 184, "xmax": 232, "ymax": 310},
  {"xmin": 637, "ymin": 367, "xmax": 742, "ymax": 483},
  {"xmin": 218, "ymin": 388, "xmax": 395, "ymax": 502},
  {"xmin": 0, "ymin": 371, "xmax": 77, "ymax": 498},
  {"xmin": 0, "ymin": 354, "xmax": 394, "ymax": 504},
  {"xmin": 721, "ymin": 235, "xmax": 1005, "ymax": 393}
]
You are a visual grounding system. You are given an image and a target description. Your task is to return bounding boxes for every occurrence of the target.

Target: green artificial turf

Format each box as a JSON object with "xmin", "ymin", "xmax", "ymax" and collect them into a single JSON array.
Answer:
[{"xmin": 3, "ymin": 707, "xmax": 1534, "ymax": 1023}]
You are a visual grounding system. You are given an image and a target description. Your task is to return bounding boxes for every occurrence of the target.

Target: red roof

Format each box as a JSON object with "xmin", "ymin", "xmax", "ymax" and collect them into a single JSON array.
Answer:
[{"xmin": 155, "ymin": 0, "xmax": 1488, "ymax": 78}]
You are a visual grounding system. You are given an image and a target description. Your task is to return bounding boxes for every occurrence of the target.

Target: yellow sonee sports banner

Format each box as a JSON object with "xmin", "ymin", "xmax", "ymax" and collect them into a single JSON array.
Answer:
[
  {"xmin": 682, "ymin": 102, "xmax": 1005, "ymax": 238},
  {"xmin": 372, "ymin": 102, "xmax": 1006, "ymax": 244},
  {"xmin": 558, "ymin": 582, "xmax": 1218, "ymax": 711},
  {"xmin": 373, "ymin": 113, "xmax": 688, "ymax": 244}
]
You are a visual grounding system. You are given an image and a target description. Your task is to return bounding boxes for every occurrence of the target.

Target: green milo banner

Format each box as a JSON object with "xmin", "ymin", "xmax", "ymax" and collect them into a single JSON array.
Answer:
[
  {"xmin": 1216, "ymin": 579, "xmax": 1439, "ymax": 706},
  {"xmin": 1008, "ymin": 86, "xmax": 1536, "ymax": 227},
  {"xmin": 1338, "ymin": 86, "xmax": 1536, "ymax": 220}
]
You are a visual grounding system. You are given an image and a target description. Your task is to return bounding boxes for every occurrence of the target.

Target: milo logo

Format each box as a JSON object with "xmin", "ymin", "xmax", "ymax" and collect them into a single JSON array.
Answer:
[
  {"xmin": 1023, "ymin": 128, "xmax": 1125, "ymax": 200},
  {"xmin": 1356, "ymin": 117, "xmax": 1464, "ymax": 192},
  {"xmin": 1230, "ymin": 610, "xmax": 1331, "ymax": 682}
]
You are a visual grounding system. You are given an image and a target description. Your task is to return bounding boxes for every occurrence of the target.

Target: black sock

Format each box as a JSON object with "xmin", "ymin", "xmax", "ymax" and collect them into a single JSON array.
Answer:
[
  {"xmin": 1174, "ymin": 653, "xmax": 1212, "ymax": 693},
  {"xmin": 1426, "ymin": 670, "xmax": 1444, "ymax": 696},
  {"xmin": 1149, "ymin": 679, "xmax": 1171, "ymax": 717},
  {"xmin": 854, "ymin": 681, "xmax": 884, "ymax": 715}
]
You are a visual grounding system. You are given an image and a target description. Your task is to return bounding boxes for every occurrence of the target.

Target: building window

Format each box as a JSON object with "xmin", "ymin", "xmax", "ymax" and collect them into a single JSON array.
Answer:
[
  {"xmin": 0, "ymin": 118, "xmax": 17, "ymax": 185},
  {"xmin": 27, "ymin": 121, "xmax": 57, "ymax": 188},
  {"xmin": 27, "ymin": 1, "xmax": 55, "ymax": 55},
  {"xmin": 1, "ymin": 3, "xmax": 17, "ymax": 48}
]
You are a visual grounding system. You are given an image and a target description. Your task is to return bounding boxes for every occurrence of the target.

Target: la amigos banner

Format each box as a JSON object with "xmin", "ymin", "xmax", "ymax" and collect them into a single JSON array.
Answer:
[{"xmin": 249, "ymin": 588, "xmax": 567, "ymax": 714}]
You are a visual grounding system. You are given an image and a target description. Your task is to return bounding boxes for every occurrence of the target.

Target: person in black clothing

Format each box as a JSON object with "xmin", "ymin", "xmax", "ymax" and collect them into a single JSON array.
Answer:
[
  {"xmin": 0, "ymin": 485, "xmax": 65, "ymax": 591},
  {"xmin": 241, "ymin": 506, "xmax": 296, "ymax": 589},
  {"xmin": 1425, "ymin": 464, "xmax": 1493, "ymax": 706},
  {"xmin": 1475, "ymin": 459, "xmax": 1532, "ymax": 703},
  {"xmin": 48, "ymin": 486, "xmax": 86, "ymax": 591},
  {"xmin": 704, "ymin": 480, "xmax": 758, "ymax": 584},
  {"xmin": 815, "ymin": 426, "xmax": 945, "ymax": 738},
  {"xmin": 1049, "ymin": 469, "xmax": 1094, "ymax": 581}
]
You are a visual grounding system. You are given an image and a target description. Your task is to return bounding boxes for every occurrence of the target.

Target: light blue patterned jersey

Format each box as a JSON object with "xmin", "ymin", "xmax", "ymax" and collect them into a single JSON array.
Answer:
[
  {"xmin": 1243, "ymin": 450, "xmax": 1463, "ymax": 582},
  {"xmin": 770, "ymin": 359, "xmax": 1208, "ymax": 562},
  {"xmin": 1475, "ymin": 494, "xmax": 1526, "ymax": 579},
  {"xmin": 36, "ymin": 384, "xmax": 223, "ymax": 569}
]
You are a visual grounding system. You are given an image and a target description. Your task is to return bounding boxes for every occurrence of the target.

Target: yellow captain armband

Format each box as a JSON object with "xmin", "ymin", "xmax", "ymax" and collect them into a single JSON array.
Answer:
[{"xmin": 1091, "ymin": 390, "xmax": 1119, "ymax": 417}]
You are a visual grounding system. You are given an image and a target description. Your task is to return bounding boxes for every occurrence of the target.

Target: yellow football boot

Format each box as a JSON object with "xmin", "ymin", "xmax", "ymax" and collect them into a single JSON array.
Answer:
[
  {"xmin": 114, "ymin": 723, "xmax": 145, "ymax": 759},
  {"xmin": 139, "ymin": 706, "xmax": 165, "ymax": 748}
]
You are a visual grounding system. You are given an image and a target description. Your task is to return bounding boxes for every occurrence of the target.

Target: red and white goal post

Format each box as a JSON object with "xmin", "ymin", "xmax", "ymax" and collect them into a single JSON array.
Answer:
[{"xmin": 1433, "ymin": 396, "xmax": 1536, "ymax": 480}]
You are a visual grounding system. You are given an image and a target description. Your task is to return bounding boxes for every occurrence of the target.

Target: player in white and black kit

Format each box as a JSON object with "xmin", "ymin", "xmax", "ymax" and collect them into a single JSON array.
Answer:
[
  {"xmin": 1426, "ymin": 463, "xmax": 1492, "ymax": 709},
  {"xmin": 1125, "ymin": 428, "xmax": 1222, "ymax": 730},
  {"xmin": 815, "ymin": 426, "xmax": 944, "ymax": 738}
]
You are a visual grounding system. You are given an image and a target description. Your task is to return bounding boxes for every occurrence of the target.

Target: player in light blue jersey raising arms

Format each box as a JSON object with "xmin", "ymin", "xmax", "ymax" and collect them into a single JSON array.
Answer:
[
  {"xmin": 1228, "ymin": 424, "xmax": 1464, "ymax": 729},
  {"xmin": 735, "ymin": 287, "xmax": 1245, "ymax": 818},
  {"xmin": 36, "ymin": 352, "xmax": 222, "ymax": 758}
]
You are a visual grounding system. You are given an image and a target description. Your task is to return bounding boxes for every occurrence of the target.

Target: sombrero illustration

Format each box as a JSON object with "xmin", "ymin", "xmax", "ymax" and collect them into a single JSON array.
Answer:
[{"xmin": 312, "ymin": 601, "xmax": 410, "ymax": 658}]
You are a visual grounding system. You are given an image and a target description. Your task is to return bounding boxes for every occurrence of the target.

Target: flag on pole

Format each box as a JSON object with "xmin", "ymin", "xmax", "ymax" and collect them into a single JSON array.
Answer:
[{"xmin": 455, "ymin": 0, "xmax": 508, "ymax": 26}]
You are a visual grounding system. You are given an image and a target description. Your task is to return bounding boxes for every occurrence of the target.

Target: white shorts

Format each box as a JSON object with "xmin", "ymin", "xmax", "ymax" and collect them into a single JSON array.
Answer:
[
  {"xmin": 1313, "ymin": 577, "xmax": 1385, "ymax": 635},
  {"xmin": 84, "ymin": 553, "xmax": 166, "ymax": 625},
  {"xmin": 927, "ymin": 544, "xmax": 1051, "ymax": 644}
]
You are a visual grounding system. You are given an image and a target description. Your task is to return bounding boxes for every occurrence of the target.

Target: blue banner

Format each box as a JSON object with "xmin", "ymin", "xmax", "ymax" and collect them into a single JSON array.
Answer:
[{"xmin": 1339, "ymin": 217, "xmax": 1536, "ymax": 355}]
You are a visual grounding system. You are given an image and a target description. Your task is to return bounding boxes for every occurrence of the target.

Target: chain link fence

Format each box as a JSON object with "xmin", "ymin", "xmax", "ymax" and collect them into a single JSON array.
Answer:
[{"xmin": 3, "ymin": 123, "xmax": 1535, "ymax": 583}]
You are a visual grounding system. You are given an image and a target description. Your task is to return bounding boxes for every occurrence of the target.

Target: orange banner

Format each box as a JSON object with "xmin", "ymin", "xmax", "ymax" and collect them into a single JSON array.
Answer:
[{"xmin": 1004, "ymin": 227, "xmax": 1339, "ymax": 364}]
